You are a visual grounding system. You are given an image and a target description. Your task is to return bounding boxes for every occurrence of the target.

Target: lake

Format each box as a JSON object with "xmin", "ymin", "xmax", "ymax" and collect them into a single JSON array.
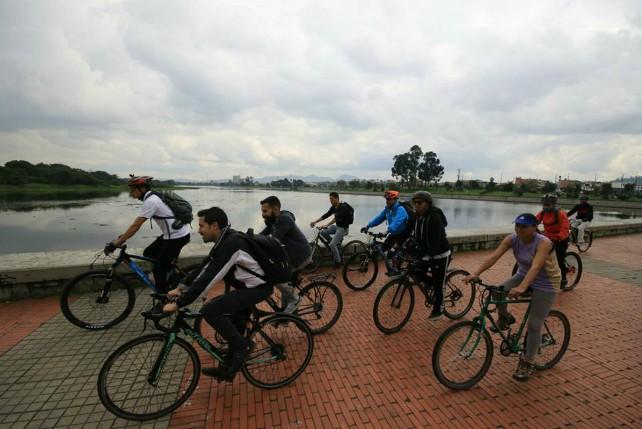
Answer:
[{"xmin": 0, "ymin": 187, "xmax": 637, "ymax": 254}]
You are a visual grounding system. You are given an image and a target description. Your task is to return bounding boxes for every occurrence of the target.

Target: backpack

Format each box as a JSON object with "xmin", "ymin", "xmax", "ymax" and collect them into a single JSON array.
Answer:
[
  {"xmin": 341, "ymin": 202, "xmax": 355, "ymax": 225},
  {"xmin": 148, "ymin": 191, "xmax": 193, "ymax": 229},
  {"xmin": 400, "ymin": 200, "xmax": 414, "ymax": 218},
  {"xmin": 237, "ymin": 229, "xmax": 292, "ymax": 284}
]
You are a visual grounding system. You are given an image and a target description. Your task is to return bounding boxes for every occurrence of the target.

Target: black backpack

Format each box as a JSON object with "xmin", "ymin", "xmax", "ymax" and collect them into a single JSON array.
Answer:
[
  {"xmin": 341, "ymin": 202, "xmax": 355, "ymax": 225},
  {"xmin": 237, "ymin": 230, "xmax": 292, "ymax": 284},
  {"xmin": 148, "ymin": 191, "xmax": 194, "ymax": 229},
  {"xmin": 400, "ymin": 200, "xmax": 414, "ymax": 218}
]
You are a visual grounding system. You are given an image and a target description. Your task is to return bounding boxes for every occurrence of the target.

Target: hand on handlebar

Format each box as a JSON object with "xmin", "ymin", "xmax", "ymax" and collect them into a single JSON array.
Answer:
[
  {"xmin": 507, "ymin": 284, "xmax": 529, "ymax": 299},
  {"xmin": 104, "ymin": 242, "xmax": 118, "ymax": 255},
  {"xmin": 360, "ymin": 227, "xmax": 368, "ymax": 234},
  {"xmin": 162, "ymin": 302, "xmax": 178, "ymax": 313}
]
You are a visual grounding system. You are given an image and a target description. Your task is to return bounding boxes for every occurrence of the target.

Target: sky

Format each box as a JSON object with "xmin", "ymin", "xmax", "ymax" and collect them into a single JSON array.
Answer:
[{"xmin": 1, "ymin": 0, "xmax": 641, "ymax": 183}]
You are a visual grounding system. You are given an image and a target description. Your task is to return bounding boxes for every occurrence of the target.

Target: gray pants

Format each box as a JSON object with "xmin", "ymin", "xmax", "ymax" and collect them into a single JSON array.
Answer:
[
  {"xmin": 320, "ymin": 225, "xmax": 349, "ymax": 263},
  {"xmin": 276, "ymin": 254, "xmax": 313, "ymax": 305},
  {"xmin": 497, "ymin": 274, "xmax": 557, "ymax": 362}
]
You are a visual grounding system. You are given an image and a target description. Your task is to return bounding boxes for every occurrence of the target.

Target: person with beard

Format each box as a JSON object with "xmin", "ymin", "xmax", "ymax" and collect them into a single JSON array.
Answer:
[
  {"xmin": 260, "ymin": 196, "xmax": 312, "ymax": 313},
  {"xmin": 536, "ymin": 194, "xmax": 570, "ymax": 287}
]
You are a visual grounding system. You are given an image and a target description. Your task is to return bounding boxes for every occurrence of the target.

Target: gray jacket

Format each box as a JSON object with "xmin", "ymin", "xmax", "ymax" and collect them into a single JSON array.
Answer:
[{"xmin": 260, "ymin": 210, "xmax": 311, "ymax": 267}]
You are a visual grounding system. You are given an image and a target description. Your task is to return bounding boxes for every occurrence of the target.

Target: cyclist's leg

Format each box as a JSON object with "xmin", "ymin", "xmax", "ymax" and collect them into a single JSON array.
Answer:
[
  {"xmin": 143, "ymin": 236, "xmax": 163, "ymax": 259},
  {"xmin": 328, "ymin": 226, "xmax": 348, "ymax": 264},
  {"xmin": 320, "ymin": 225, "xmax": 336, "ymax": 243},
  {"xmin": 524, "ymin": 289, "xmax": 556, "ymax": 362},
  {"xmin": 554, "ymin": 240, "xmax": 569, "ymax": 283},
  {"xmin": 428, "ymin": 257, "xmax": 448, "ymax": 316},
  {"xmin": 277, "ymin": 254, "xmax": 313, "ymax": 311},
  {"xmin": 495, "ymin": 275, "xmax": 523, "ymax": 321},
  {"xmin": 577, "ymin": 221, "xmax": 590, "ymax": 243},
  {"xmin": 151, "ymin": 234, "xmax": 190, "ymax": 294},
  {"xmin": 381, "ymin": 236, "xmax": 397, "ymax": 271}
]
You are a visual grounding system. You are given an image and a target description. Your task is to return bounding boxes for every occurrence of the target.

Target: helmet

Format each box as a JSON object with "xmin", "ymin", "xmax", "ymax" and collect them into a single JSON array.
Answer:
[
  {"xmin": 384, "ymin": 190, "xmax": 400, "ymax": 200},
  {"xmin": 127, "ymin": 175, "xmax": 153, "ymax": 187},
  {"xmin": 540, "ymin": 193, "xmax": 557, "ymax": 204},
  {"xmin": 514, "ymin": 213, "xmax": 538, "ymax": 226},
  {"xmin": 579, "ymin": 194, "xmax": 589, "ymax": 201},
  {"xmin": 412, "ymin": 190, "xmax": 433, "ymax": 203}
]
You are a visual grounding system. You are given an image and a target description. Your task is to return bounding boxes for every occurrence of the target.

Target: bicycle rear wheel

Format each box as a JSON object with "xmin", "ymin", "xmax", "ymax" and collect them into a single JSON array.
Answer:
[
  {"xmin": 432, "ymin": 321, "xmax": 494, "ymax": 390},
  {"xmin": 297, "ymin": 281, "xmax": 343, "ymax": 334},
  {"xmin": 242, "ymin": 314, "xmax": 314, "ymax": 389},
  {"xmin": 341, "ymin": 240, "xmax": 367, "ymax": 258},
  {"xmin": 562, "ymin": 252, "xmax": 582, "ymax": 291},
  {"xmin": 98, "ymin": 334, "xmax": 200, "ymax": 421},
  {"xmin": 342, "ymin": 252, "xmax": 378, "ymax": 290},
  {"xmin": 373, "ymin": 279, "xmax": 415, "ymax": 334},
  {"xmin": 442, "ymin": 269, "xmax": 475, "ymax": 320},
  {"xmin": 527, "ymin": 309, "xmax": 571, "ymax": 370},
  {"xmin": 576, "ymin": 231, "xmax": 592, "ymax": 253},
  {"xmin": 60, "ymin": 270, "xmax": 135, "ymax": 330}
]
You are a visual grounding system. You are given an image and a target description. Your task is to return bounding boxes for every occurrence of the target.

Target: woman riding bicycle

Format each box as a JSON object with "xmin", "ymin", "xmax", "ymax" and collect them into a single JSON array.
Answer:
[{"xmin": 463, "ymin": 213, "xmax": 561, "ymax": 381}]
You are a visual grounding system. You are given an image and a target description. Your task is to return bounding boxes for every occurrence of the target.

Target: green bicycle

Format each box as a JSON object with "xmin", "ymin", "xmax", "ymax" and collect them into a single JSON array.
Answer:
[
  {"xmin": 97, "ymin": 295, "xmax": 314, "ymax": 421},
  {"xmin": 432, "ymin": 279, "xmax": 570, "ymax": 390}
]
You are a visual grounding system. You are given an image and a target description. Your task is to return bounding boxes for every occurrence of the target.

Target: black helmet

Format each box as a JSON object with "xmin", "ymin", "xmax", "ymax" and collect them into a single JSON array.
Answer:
[
  {"xmin": 541, "ymin": 193, "xmax": 557, "ymax": 204},
  {"xmin": 412, "ymin": 190, "xmax": 433, "ymax": 203}
]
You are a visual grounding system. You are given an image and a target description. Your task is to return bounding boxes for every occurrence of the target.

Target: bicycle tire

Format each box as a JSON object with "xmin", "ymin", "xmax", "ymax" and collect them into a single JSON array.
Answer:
[
  {"xmin": 301, "ymin": 243, "xmax": 322, "ymax": 274},
  {"xmin": 341, "ymin": 239, "xmax": 368, "ymax": 258},
  {"xmin": 373, "ymin": 279, "xmax": 415, "ymax": 334},
  {"xmin": 60, "ymin": 270, "xmax": 135, "ymax": 330},
  {"xmin": 242, "ymin": 313, "xmax": 314, "ymax": 389},
  {"xmin": 562, "ymin": 251, "xmax": 582, "ymax": 291},
  {"xmin": 342, "ymin": 251, "xmax": 379, "ymax": 291},
  {"xmin": 524, "ymin": 309, "xmax": 571, "ymax": 370},
  {"xmin": 576, "ymin": 231, "xmax": 592, "ymax": 253},
  {"xmin": 442, "ymin": 269, "xmax": 475, "ymax": 320},
  {"xmin": 432, "ymin": 321, "xmax": 494, "ymax": 390},
  {"xmin": 297, "ymin": 281, "xmax": 343, "ymax": 334},
  {"xmin": 97, "ymin": 334, "xmax": 200, "ymax": 421}
]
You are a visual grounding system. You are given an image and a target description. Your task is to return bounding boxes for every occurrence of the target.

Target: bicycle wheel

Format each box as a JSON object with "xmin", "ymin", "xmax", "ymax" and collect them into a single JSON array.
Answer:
[
  {"xmin": 525, "ymin": 310, "xmax": 571, "ymax": 370},
  {"xmin": 341, "ymin": 240, "xmax": 367, "ymax": 258},
  {"xmin": 60, "ymin": 270, "xmax": 135, "ymax": 330},
  {"xmin": 432, "ymin": 321, "xmax": 494, "ymax": 390},
  {"xmin": 562, "ymin": 252, "xmax": 582, "ymax": 291},
  {"xmin": 576, "ymin": 231, "xmax": 592, "ymax": 253},
  {"xmin": 301, "ymin": 243, "xmax": 322, "ymax": 274},
  {"xmin": 297, "ymin": 281, "xmax": 343, "ymax": 334},
  {"xmin": 373, "ymin": 279, "xmax": 415, "ymax": 334},
  {"xmin": 98, "ymin": 334, "xmax": 200, "ymax": 421},
  {"xmin": 442, "ymin": 269, "xmax": 475, "ymax": 320},
  {"xmin": 242, "ymin": 314, "xmax": 314, "ymax": 389},
  {"xmin": 342, "ymin": 251, "xmax": 378, "ymax": 290}
]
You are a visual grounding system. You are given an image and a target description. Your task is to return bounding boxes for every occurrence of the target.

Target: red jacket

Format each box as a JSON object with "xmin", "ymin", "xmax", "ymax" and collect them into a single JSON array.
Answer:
[{"xmin": 536, "ymin": 210, "xmax": 570, "ymax": 241}]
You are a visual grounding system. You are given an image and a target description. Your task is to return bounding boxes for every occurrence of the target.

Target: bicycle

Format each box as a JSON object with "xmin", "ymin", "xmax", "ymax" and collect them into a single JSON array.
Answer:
[
  {"xmin": 341, "ymin": 231, "xmax": 394, "ymax": 290},
  {"xmin": 302, "ymin": 227, "xmax": 366, "ymax": 274},
  {"xmin": 511, "ymin": 249, "xmax": 582, "ymax": 292},
  {"xmin": 60, "ymin": 244, "xmax": 198, "ymax": 330},
  {"xmin": 569, "ymin": 219, "xmax": 593, "ymax": 253},
  {"xmin": 432, "ymin": 279, "xmax": 571, "ymax": 390},
  {"xmin": 372, "ymin": 254, "xmax": 474, "ymax": 334},
  {"xmin": 97, "ymin": 295, "xmax": 314, "ymax": 421}
]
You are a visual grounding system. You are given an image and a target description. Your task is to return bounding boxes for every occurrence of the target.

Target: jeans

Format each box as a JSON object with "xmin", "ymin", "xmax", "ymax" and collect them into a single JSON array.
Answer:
[
  {"xmin": 320, "ymin": 225, "xmax": 349, "ymax": 263},
  {"xmin": 143, "ymin": 234, "xmax": 190, "ymax": 293},
  {"xmin": 275, "ymin": 254, "xmax": 313, "ymax": 306},
  {"xmin": 576, "ymin": 220, "xmax": 590, "ymax": 243}
]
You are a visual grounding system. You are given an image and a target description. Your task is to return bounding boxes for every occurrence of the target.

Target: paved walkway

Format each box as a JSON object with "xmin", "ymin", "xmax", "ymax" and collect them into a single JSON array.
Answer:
[{"xmin": 1, "ymin": 234, "xmax": 641, "ymax": 428}]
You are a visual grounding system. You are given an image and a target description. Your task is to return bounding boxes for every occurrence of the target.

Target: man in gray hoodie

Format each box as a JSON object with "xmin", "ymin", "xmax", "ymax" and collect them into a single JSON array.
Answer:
[{"xmin": 260, "ymin": 196, "xmax": 313, "ymax": 313}]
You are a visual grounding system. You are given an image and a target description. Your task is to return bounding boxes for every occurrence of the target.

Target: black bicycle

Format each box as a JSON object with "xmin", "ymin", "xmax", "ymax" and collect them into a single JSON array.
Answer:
[
  {"xmin": 60, "ymin": 245, "xmax": 198, "ymax": 330},
  {"xmin": 98, "ymin": 295, "xmax": 314, "ymax": 421},
  {"xmin": 373, "ymin": 255, "xmax": 474, "ymax": 334},
  {"xmin": 569, "ymin": 219, "xmax": 593, "ymax": 253},
  {"xmin": 341, "ymin": 231, "xmax": 395, "ymax": 290},
  {"xmin": 302, "ymin": 227, "xmax": 366, "ymax": 274},
  {"xmin": 511, "ymin": 250, "xmax": 582, "ymax": 291}
]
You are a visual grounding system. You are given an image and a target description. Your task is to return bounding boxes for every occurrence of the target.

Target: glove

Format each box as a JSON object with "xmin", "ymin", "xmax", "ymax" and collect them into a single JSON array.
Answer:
[
  {"xmin": 360, "ymin": 227, "xmax": 368, "ymax": 234},
  {"xmin": 104, "ymin": 242, "xmax": 117, "ymax": 254}
]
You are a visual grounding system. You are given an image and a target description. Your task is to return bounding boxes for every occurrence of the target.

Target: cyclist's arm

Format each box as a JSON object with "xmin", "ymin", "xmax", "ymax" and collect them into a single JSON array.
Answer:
[
  {"xmin": 567, "ymin": 205, "xmax": 578, "ymax": 217},
  {"xmin": 367, "ymin": 209, "xmax": 386, "ymax": 229},
  {"xmin": 470, "ymin": 235, "xmax": 513, "ymax": 277},
  {"xmin": 311, "ymin": 207, "xmax": 334, "ymax": 226},
  {"xmin": 516, "ymin": 239, "xmax": 551, "ymax": 290},
  {"xmin": 387, "ymin": 206, "xmax": 408, "ymax": 235},
  {"xmin": 113, "ymin": 217, "xmax": 147, "ymax": 245}
]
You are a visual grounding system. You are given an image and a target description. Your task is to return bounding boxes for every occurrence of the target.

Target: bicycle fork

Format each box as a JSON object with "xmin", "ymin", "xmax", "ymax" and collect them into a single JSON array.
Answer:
[
  {"xmin": 147, "ymin": 333, "xmax": 176, "ymax": 386},
  {"xmin": 96, "ymin": 269, "xmax": 115, "ymax": 304}
]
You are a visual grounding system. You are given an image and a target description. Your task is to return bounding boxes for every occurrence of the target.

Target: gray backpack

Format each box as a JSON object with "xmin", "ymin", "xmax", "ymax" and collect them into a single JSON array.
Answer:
[{"xmin": 146, "ymin": 191, "xmax": 193, "ymax": 228}]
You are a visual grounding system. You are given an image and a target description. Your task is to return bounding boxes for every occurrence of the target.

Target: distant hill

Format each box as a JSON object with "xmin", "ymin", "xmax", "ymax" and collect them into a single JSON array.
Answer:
[{"xmin": 253, "ymin": 174, "xmax": 360, "ymax": 184}]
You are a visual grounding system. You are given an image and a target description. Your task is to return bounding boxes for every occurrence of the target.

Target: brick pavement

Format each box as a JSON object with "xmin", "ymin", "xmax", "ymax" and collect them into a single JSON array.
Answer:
[{"xmin": 0, "ymin": 234, "xmax": 641, "ymax": 428}]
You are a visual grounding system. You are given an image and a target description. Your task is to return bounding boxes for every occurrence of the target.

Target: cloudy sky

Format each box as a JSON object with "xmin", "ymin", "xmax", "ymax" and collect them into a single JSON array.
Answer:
[{"xmin": 1, "ymin": 0, "xmax": 641, "ymax": 182}]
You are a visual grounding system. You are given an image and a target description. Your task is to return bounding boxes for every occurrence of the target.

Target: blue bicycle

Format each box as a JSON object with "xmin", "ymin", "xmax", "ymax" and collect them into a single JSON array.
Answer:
[{"xmin": 60, "ymin": 244, "xmax": 197, "ymax": 330}]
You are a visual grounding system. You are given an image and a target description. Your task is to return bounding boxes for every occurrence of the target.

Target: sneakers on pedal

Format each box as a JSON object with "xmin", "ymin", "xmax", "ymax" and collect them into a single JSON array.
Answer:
[
  {"xmin": 512, "ymin": 356, "xmax": 535, "ymax": 382},
  {"xmin": 202, "ymin": 338, "xmax": 254, "ymax": 382},
  {"xmin": 283, "ymin": 295, "xmax": 301, "ymax": 314},
  {"xmin": 490, "ymin": 312, "xmax": 516, "ymax": 332}
]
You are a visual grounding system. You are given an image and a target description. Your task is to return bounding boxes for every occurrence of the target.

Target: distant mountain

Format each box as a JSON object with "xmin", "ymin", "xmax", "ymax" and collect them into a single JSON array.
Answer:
[{"xmin": 254, "ymin": 175, "xmax": 360, "ymax": 184}]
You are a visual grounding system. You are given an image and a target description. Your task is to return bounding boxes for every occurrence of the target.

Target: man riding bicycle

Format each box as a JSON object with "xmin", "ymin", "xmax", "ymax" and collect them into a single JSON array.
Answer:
[
  {"xmin": 536, "ymin": 194, "xmax": 570, "ymax": 288},
  {"xmin": 309, "ymin": 192, "xmax": 354, "ymax": 268},
  {"xmin": 163, "ymin": 207, "xmax": 274, "ymax": 381},
  {"xmin": 106, "ymin": 176, "xmax": 190, "ymax": 293},
  {"xmin": 567, "ymin": 194, "xmax": 593, "ymax": 244}
]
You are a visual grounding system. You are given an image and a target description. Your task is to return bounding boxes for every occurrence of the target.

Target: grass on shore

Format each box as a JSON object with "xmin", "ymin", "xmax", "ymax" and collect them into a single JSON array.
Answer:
[{"xmin": 0, "ymin": 183, "xmax": 197, "ymax": 197}]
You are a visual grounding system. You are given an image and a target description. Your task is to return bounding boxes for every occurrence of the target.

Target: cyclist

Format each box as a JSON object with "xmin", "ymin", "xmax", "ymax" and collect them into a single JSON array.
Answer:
[
  {"xmin": 309, "ymin": 192, "xmax": 354, "ymax": 268},
  {"xmin": 393, "ymin": 191, "xmax": 450, "ymax": 319},
  {"xmin": 106, "ymin": 176, "xmax": 190, "ymax": 293},
  {"xmin": 260, "ymin": 196, "xmax": 312, "ymax": 313},
  {"xmin": 536, "ymin": 194, "xmax": 570, "ymax": 287},
  {"xmin": 163, "ymin": 207, "xmax": 274, "ymax": 381},
  {"xmin": 463, "ymin": 213, "xmax": 561, "ymax": 381},
  {"xmin": 567, "ymin": 194, "xmax": 593, "ymax": 244},
  {"xmin": 361, "ymin": 190, "xmax": 409, "ymax": 273}
]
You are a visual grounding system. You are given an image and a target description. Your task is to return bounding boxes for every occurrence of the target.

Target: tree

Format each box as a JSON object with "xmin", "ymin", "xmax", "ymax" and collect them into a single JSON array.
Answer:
[
  {"xmin": 337, "ymin": 180, "xmax": 347, "ymax": 190},
  {"xmin": 563, "ymin": 183, "xmax": 581, "ymax": 199},
  {"xmin": 542, "ymin": 181, "xmax": 557, "ymax": 193},
  {"xmin": 499, "ymin": 182, "xmax": 514, "ymax": 192},
  {"xmin": 391, "ymin": 153, "xmax": 413, "ymax": 188},
  {"xmin": 469, "ymin": 180, "xmax": 480, "ymax": 190},
  {"xmin": 455, "ymin": 180, "xmax": 464, "ymax": 191},
  {"xmin": 485, "ymin": 177, "xmax": 496, "ymax": 192},
  {"xmin": 623, "ymin": 183, "xmax": 635, "ymax": 197},
  {"xmin": 600, "ymin": 183, "xmax": 613, "ymax": 199},
  {"xmin": 418, "ymin": 151, "xmax": 444, "ymax": 186},
  {"xmin": 349, "ymin": 179, "xmax": 361, "ymax": 189}
]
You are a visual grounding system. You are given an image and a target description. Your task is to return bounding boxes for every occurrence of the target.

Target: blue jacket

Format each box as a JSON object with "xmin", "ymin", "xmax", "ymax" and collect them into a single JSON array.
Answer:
[{"xmin": 367, "ymin": 201, "xmax": 409, "ymax": 235}]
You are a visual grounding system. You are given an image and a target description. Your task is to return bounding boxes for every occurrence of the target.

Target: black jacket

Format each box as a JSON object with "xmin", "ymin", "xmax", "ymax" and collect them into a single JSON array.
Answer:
[
  {"xmin": 397, "ymin": 206, "xmax": 450, "ymax": 257},
  {"xmin": 320, "ymin": 202, "xmax": 352, "ymax": 228},
  {"xmin": 567, "ymin": 203, "xmax": 593, "ymax": 221},
  {"xmin": 260, "ymin": 210, "xmax": 311, "ymax": 267},
  {"xmin": 177, "ymin": 228, "xmax": 266, "ymax": 307}
]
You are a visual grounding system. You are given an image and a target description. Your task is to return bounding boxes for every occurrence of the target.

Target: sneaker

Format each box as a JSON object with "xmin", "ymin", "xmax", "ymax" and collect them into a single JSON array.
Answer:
[
  {"xmin": 228, "ymin": 339, "xmax": 255, "ymax": 373},
  {"xmin": 560, "ymin": 279, "xmax": 568, "ymax": 288},
  {"xmin": 429, "ymin": 307, "xmax": 443, "ymax": 320},
  {"xmin": 202, "ymin": 365, "xmax": 235, "ymax": 382},
  {"xmin": 512, "ymin": 357, "xmax": 535, "ymax": 382},
  {"xmin": 283, "ymin": 295, "xmax": 301, "ymax": 314},
  {"xmin": 490, "ymin": 312, "xmax": 516, "ymax": 332}
]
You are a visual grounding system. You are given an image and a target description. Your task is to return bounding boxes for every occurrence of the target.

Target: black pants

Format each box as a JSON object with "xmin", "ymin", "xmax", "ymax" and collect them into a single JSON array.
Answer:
[
  {"xmin": 414, "ymin": 257, "xmax": 448, "ymax": 310},
  {"xmin": 143, "ymin": 234, "xmax": 190, "ymax": 293},
  {"xmin": 201, "ymin": 284, "xmax": 274, "ymax": 349},
  {"xmin": 553, "ymin": 239, "xmax": 569, "ymax": 282}
]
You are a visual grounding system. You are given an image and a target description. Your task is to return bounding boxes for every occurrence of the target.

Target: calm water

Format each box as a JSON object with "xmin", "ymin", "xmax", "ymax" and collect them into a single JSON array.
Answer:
[{"xmin": 0, "ymin": 187, "xmax": 637, "ymax": 254}]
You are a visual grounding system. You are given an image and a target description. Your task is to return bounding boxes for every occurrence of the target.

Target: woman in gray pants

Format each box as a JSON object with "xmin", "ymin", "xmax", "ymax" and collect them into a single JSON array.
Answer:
[{"xmin": 464, "ymin": 213, "xmax": 561, "ymax": 381}]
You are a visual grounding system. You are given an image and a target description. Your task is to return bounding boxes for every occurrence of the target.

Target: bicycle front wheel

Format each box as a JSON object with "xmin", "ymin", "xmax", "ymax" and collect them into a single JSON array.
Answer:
[
  {"xmin": 528, "ymin": 309, "xmax": 571, "ymax": 370},
  {"xmin": 576, "ymin": 231, "xmax": 592, "ymax": 253},
  {"xmin": 297, "ymin": 281, "xmax": 343, "ymax": 334},
  {"xmin": 98, "ymin": 334, "xmax": 200, "ymax": 421},
  {"xmin": 432, "ymin": 321, "xmax": 494, "ymax": 390},
  {"xmin": 341, "ymin": 240, "xmax": 367, "ymax": 258},
  {"xmin": 242, "ymin": 314, "xmax": 314, "ymax": 389},
  {"xmin": 60, "ymin": 270, "xmax": 135, "ymax": 330},
  {"xmin": 342, "ymin": 252, "xmax": 378, "ymax": 290},
  {"xmin": 442, "ymin": 269, "xmax": 475, "ymax": 320},
  {"xmin": 373, "ymin": 279, "xmax": 415, "ymax": 334},
  {"xmin": 562, "ymin": 252, "xmax": 582, "ymax": 291}
]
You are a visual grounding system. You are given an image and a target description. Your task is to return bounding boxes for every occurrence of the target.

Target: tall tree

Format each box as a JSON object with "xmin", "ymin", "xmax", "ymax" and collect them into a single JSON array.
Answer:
[
  {"xmin": 391, "ymin": 153, "xmax": 412, "ymax": 188},
  {"xmin": 418, "ymin": 151, "xmax": 444, "ymax": 186}
]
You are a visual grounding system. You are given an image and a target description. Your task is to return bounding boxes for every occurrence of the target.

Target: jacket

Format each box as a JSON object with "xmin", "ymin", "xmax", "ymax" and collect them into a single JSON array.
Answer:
[
  {"xmin": 397, "ymin": 207, "xmax": 450, "ymax": 257},
  {"xmin": 260, "ymin": 210, "xmax": 311, "ymax": 267},
  {"xmin": 367, "ymin": 201, "xmax": 409, "ymax": 235},
  {"xmin": 536, "ymin": 209, "xmax": 570, "ymax": 241},
  {"xmin": 567, "ymin": 203, "xmax": 593, "ymax": 222}
]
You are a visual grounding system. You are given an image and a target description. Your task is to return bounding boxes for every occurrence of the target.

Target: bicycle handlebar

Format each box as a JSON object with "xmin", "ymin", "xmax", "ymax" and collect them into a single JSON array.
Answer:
[{"xmin": 469, "ymin": 278, "xmax": 505, "ymax": 292}]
